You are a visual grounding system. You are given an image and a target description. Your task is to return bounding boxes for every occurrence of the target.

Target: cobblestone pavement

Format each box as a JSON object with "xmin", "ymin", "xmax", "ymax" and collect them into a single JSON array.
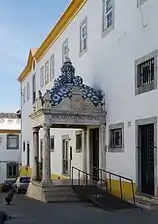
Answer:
[{"xmin": 0, "ymin": 193, "xmax": 158, "ymax": 223}]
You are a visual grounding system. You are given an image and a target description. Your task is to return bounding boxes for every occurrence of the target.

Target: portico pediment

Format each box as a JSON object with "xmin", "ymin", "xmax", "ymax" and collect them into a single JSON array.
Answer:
[{"xmin": 30, "ymin": 54, "xmax": 106, "ymax": 127}]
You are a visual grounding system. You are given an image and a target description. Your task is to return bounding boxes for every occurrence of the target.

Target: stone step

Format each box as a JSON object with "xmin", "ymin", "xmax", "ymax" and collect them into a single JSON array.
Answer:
[{"xmin": 134, "ymin": 195, "xmax": 158, "ymax": 210}]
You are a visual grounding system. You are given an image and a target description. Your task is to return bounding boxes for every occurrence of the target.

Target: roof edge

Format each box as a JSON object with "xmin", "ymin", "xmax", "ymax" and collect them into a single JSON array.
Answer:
[{"xmin": 17, "ymin": 0, "xmax": 87, "ymax": 83}]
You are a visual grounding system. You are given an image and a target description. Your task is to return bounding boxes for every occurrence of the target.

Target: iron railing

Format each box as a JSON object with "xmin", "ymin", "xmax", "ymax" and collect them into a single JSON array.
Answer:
[
  {"xmin": 71, "ymin": 166, "xmax": 106, "ymax": 199},
  {"xmin": 93, "ymin": 167, "xmax": 135, "ymax": 205}
]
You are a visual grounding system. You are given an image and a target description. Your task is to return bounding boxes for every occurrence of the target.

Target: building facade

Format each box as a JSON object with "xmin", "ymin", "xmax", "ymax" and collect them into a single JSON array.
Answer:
[
  {"xmin": 18, "ymin": 0, "xmax": 158, "ymax": 198},
  {"xmin": 0, "ymin": 113, "xmax": 21, "ymax": 182}
]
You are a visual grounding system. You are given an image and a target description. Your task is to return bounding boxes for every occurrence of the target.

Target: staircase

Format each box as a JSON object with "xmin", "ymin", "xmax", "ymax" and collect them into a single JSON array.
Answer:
[{"xmin": 71, "ymin": 167, "xmax": 136, "ymax": 211}]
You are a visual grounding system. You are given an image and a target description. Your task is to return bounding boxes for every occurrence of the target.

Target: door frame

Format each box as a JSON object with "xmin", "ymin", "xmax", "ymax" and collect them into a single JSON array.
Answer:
[
  {"xmin": 89, "ymin": 128, "xmax": 99, "ymax": 180},
  {"xmin": 135, "ymin": 117, "xmax": 157, "ymax": 195},
  {"xmin": 62, "ymin": 135, "xmax": 70, "ymax": 176}
]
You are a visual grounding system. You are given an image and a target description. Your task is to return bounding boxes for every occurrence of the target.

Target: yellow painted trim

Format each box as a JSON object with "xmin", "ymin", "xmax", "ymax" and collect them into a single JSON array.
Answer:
[
  {"xmin": 107, "ymin": 179, "xmax": 136, "ymax": 201},
  {"xmin": 0, "ymin": 129, "xmax": 20, "ymax": 134},
  {"xmin": 17, "ymin": 50, "xmax": 35, "ymax": 82},
  {"xmin": 19, "ymin": 166, "xmax": 69, "ymax": 180},
  {"xmin": 17, "ymin": 0, "xmax": 87, "ymax": 83}
]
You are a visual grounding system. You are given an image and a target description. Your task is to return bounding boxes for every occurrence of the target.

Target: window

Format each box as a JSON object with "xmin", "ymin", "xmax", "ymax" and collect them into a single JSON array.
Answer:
[
  {"xmin": 40, "ymin": 139, "xmax": 43, "ymax": 161},
  {"xmin": 23, "ymin": 142, "xmax": 25, "ymax": 152},
  {"xmin": 27, "ymin": 142, "xmax": 30, "ymax": 166},
  {"xmin": 80, "ymin": 17, "xmax": 87, "ymax": 56},
  {"xmin": 27, "ymin": 82, "xmax": 30, "ymax": 100},
  {"xmin": 7, "ymin": 134, "xmax": 19, "ymax": 149},
  {"xmin": 40, "ymin": 66, "xmax": 44, "ymax": 87},
  {"xmin": 23, "ymin": 86, "xmax": 26, "ymax": 104},
  {"xmin": 50, "ymin": 136, "xmax": 54, "ymax": 152},
  {"xmin": 135, "ymin": 50, "xmax": 157, "ymax": 95},
  {"xmin": 45, "ymin": 61, "xmax": 49, "ymax": 84},
  {"xmin": 32, "ymin": 73, "xmax": 36, "ymax": 104},
  {"xmin": 102, "ymin": 0, "xmax": 114, "ymax": 35},
  {"xmin": 62, "ymin": 38, "xmax": 68, "ymax": 64},
  {"xmin": 50, "ymin": 54, "xmax": 55, "ymax": 81},
  {"xmin": 6, "ymin": 163, "xmax": 19, "ymax": 178},
  {"xmin": 109, "ymin": 123, "xmax": 124, "ymax": 152},
  {"xmin": 76, "ymin": 131, "xmax": 82, "ymax": 153}
]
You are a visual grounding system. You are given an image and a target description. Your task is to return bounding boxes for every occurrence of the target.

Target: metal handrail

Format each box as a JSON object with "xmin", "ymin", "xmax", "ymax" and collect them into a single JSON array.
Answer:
[
  {"xmin": 93, "ymin": 167, "xmax": 135, "ymax": 205},
  {"xmin": 71, "ymin": 166, "xmax": 106, "ymax": 191}
]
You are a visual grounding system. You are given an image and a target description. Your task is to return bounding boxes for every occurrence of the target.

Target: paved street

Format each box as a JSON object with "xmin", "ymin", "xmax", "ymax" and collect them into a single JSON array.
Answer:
[{"xmin": 0, "ymin": 193, "xmax": 157, "ymax": 223}]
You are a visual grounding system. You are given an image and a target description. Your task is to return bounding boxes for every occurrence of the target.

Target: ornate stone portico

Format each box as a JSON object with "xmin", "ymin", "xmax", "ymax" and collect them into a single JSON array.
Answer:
[{"xmin": 26, "ymin": 54, "xmax": 106, "ymax": 202}]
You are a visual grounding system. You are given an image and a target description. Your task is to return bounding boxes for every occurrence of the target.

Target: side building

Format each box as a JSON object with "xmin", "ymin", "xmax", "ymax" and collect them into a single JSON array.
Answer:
[
  {"xmin": 0, "ymin": 113, "xmax": 21, "ymax": 182},
  {"xmin": 18, "ymin": 0, "xmax": 158, "ymax": 198}
]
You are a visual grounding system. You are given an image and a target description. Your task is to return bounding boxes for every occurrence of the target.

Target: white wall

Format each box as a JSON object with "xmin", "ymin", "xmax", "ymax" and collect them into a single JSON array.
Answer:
[{"xmin": 21, "ymin": 0, "xmax": 158, "ymax": 180}]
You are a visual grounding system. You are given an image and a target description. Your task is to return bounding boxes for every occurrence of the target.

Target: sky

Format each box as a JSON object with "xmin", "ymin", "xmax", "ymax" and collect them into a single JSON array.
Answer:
[{"xmin": 0, "ymin": 0, "xmax": 70, "ymax": 112}]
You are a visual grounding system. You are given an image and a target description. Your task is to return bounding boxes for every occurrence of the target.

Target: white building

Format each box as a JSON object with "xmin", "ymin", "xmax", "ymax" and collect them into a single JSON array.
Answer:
[
  {"xmin": 0, "ymin": 113, "xmax": 21, "ymax": 183},
  {"xmin": 18, "ymin": 0, "xmax": 158, "ymax": 199}
]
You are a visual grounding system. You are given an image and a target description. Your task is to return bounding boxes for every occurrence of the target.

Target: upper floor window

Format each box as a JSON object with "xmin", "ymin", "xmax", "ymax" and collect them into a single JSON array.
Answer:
[
  {"xmin": 23, "ymin": 86, "xmax": 26, "ymax": 104},
  {"xmin": 32, "ymin": 73, "xmax": 36, "ymax": 104},
  {"xmin": 50, "ymin": 54, "xmax": 55, "ymax": 81},
  {"xmin": 45, "ymin": 61, "xmax": 49, "ymax": 84},
  {"xmin": 135, "ymin": 50, "xmax": 157, "ymax": 95},
  {"xmin": 27, "ymin": 82, "xmax": 30, "ymax": 101},
  {"xmin": 40, "ymin": 66, "xmax": 44, "ymax": 87},
  {"xmin": 80, "ymin": 17, "xmax": 87, "ymax": 56},
  {"xmin": 62, "ymin": 38, "xmax": 68, "ymax": 64},
  {"xmin": 102, "ymin": 0, "xmax": 114, "ymax": 36},
  {"xmin": 7, "ymin": 134, "xmax": 19, "ymax": 150}
]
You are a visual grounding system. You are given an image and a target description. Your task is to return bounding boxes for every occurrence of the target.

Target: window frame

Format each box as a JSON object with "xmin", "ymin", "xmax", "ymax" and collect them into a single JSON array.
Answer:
[
  {"xmin": 27, "ymin": 142, "xmax": 30, "ymax": 166},
  {"xmin": 108, "ymin": 123, "xmax": 124, "ymax": 152},
  {"xmin": 135, "ymin": 50, "xmax": 158, "ymax": 95},
  {"xmin": 40, "ymin": 66, "xmax": 44, "ymax": 87},
  {"xmin": 62, "ymin": 38, "xmax": 68, "ymax": 64},
  {"xmin": 102, "ymin": 0, "xmax": 115, "ymax": 37},
  {"xmin": 45, "ymin": 61, "xmax": 49, "ymax": 85},
  {"xmin": 32, "ymin": 73, "xmax": 36, "ymax": 104},
  {"xmin": 23, "ymin": 86, "xmax": 26, "ymax": 104},
  {"xmin": 76, "ymin": 131, "xmax": 82, "ymax": 153},
  {"xmin": 50, "ymin": 54, "xmax": 55, "ymax": 81},
  {"xmin": 27, "ymin": 82, "xmax": 30, "ymax": 101},
  {"xmin": 80, "ymin": 17, "xmax": 87, "ymax": 57},
  {"xmin": 6, "ymin": 162, "xmax": 19, "ymax": 179},
  {"xmin": 7, "ymin": 134, "xmax": 19, "ymax": 150}
]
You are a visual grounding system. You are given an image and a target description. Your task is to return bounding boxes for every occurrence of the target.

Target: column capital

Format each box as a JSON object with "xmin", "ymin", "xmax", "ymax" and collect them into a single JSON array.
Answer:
[
  {"xmin": 99, "ymin": 124, "xmax": 106, "ymax": 130},
  {"xmin": 43, "ymin": 123, "xmax": 52, "ymax": 130},
  {"xmin": 82, "ymin": 128, "xmax": 87, "ymax": 134},
  {"xmin": 33, "ymin": 127, "xmax": 40, "ymax": 133}
]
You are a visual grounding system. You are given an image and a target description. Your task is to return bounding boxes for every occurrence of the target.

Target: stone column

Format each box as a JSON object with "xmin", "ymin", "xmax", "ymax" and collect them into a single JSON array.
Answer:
[
  {"xmin": 42, "ymin": 123, "xmax": 51, "ymax": 184},
  {"xmin": 31, "ymin": 127, "xmax": 40, "ymax": 181},
  {"xmin": 82, "ymin": 128, "xmax": 87, "ymax": 178},
  {"xmin": 99, "ymin": 124, "xmax": 106, "ymax": 176}
]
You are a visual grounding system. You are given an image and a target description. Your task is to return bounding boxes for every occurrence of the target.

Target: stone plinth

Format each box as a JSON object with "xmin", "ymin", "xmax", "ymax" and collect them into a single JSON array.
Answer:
[{"xmin": 26, "ymin": 180, "xmax": 81, "ymax": 203}]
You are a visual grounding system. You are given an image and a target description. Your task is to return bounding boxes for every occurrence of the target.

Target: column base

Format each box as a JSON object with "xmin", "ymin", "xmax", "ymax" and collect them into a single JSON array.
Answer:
[
  {"xmin": 26, "ymin": 180, "xmax": 80, "ymax": 203},
  {"xmin": 41, "ymin": 180, "xmax": 52, "ymax": 186}
]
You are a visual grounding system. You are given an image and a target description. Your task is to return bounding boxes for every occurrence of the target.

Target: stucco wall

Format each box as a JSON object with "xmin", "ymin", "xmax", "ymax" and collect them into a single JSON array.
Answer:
[{"xmin": 21, "ymin": 0, "xmax": 158, "ymax": 183}]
